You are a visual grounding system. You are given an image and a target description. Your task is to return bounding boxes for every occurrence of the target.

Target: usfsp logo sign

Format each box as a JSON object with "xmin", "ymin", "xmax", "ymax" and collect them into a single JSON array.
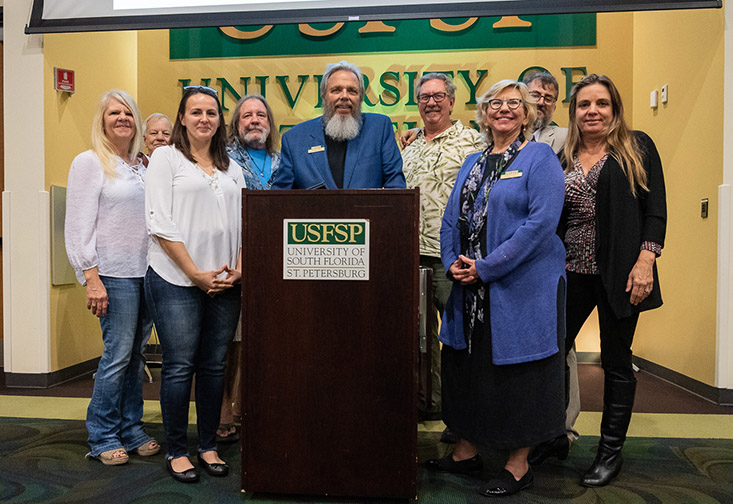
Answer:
[{"xmin": 283, "ymin": 219, "xmax": 370, "ymax": 281}]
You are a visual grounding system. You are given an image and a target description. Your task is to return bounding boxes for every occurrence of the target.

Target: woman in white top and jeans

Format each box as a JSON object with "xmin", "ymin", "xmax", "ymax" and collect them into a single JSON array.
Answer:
[
  {"xmin": 144, "ymin": 86, "xmax": 245, "ymax": 483},
  {"xmin": 65, "ymin": 89, "xmax": 160, "ymax": 466}
]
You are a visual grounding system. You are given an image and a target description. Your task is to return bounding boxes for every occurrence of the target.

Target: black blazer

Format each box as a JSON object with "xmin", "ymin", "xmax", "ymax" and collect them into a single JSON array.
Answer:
[{"xmin": 560, "ymin": 131, "xmax": 667, "ymax": 319}]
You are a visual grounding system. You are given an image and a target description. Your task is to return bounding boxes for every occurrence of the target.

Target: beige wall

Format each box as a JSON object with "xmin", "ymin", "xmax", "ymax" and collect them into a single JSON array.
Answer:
[
  {"xmin": 44, "ymin": 31, "xmax": 139, "ymax": 369},
  {"xmin": 41, "ymin": 11, "xmax": 724, "ymax": 386},
  {"xmin": 629, "ymin": 8, "xmax": 724, "ymax": 385}
]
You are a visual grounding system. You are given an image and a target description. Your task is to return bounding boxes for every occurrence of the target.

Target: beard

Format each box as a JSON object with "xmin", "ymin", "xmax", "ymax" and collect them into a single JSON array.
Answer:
[
  {"xmin": 533, "ymin": 110, "xmax": 551, "ymax": 132},
  {"xmin": 323, "ymin": 98, "xmax": 362, "ymax": 141},
  {"xmin": 242, "ymin": 126, "xmax": 269, "ymax": 149}
]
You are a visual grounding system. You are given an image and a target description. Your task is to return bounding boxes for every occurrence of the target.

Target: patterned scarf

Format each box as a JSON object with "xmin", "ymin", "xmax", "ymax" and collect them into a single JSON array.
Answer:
[{"xmin": 460, "ymin": 133, "xmax": 525, "ymax": 351}]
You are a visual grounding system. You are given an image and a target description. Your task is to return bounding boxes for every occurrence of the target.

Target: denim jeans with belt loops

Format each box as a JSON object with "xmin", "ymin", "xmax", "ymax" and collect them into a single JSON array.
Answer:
[
  {"xmin": 87, "ymin": 276, "xmax": 153, "ymax": 457},
  {"xmin": 144, "ymin": 267, "xmax": 241, "ymax": 459}
]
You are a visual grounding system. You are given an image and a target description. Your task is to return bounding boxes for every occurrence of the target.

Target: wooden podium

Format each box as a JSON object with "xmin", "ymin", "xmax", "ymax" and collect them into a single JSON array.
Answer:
[{"xmin": 240, "ymin": 189, "xmax": 419, "ymax": 500}]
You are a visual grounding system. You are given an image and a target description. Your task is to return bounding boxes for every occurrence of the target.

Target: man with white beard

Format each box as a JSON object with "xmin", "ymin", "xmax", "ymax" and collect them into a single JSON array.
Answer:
[
  {"xmin": 227, "ymin": 94, "xmax": 281, "ymax": 190},
  {"xmin": 271, "ymin": 61, "xmax": 405, "ymax": 190}
]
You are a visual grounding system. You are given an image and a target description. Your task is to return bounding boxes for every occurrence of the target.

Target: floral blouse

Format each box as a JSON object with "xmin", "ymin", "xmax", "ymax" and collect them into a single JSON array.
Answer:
[{"xmin": 564, "ymin": 153, "xmax": 661, "ymax": 275}]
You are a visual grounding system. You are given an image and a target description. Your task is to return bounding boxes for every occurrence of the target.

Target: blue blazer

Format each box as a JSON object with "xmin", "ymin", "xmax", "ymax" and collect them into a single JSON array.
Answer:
[
  {"xmin": 439, "ymin": 142, "xmax": 566, "ymax": 365},
  {"xmin": 271, "ymin": 113, "xmax": 405, "ymax": 190}
]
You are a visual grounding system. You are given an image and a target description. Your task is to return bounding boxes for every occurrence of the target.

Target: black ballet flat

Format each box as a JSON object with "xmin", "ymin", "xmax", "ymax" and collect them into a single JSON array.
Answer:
[
  {"xmin": 166, "ymin": 458, "xmax": 200, "ymax": 483},
  {"xmin": 425, "ymin": 453, "xmax": 483, "ymax": 474},
  {"xmin": 197, "ymin": 453, "xmax": 229, "ymax": 477},
  {"xmin": 478, "ymin": 467, "xmax": 533, "ymax": 497}
]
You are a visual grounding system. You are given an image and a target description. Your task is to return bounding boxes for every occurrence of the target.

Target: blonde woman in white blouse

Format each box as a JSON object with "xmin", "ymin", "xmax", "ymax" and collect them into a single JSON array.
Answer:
[
  {"xmin": 65, "ymin": 89, "xmax": 160, "ymax": 466},
  {"xmin": 144, "ymin": 86, "xmax": 245, "ymax": 484}
]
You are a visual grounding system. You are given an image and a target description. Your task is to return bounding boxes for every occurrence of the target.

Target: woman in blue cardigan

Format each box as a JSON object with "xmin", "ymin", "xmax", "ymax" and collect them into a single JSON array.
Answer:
[{"xmin": 425, "ymin": 80, "xmax": 566, "ymax": 497}]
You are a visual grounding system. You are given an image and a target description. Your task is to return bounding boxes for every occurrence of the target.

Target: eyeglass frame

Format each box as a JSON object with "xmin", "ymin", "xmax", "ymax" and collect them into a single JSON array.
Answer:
[
  {"xmin": 417, "ymin": 92, "xmax": 449, "ymax": 104},
  {"xmin": 485, "ymin": 98, "xmax": 525, "ymax": 110},
  {"xmin": 528, "ymin": 90, "xmax": 557, "ymax": 105},
  {"xmin": 183, "ymin": 85, "xmax": 219, "ymax": 96}
]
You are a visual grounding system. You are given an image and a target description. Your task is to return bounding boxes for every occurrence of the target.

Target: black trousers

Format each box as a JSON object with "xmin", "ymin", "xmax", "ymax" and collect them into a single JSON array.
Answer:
[{"xmin": 565, "ymin": 271, "xmax": 639, "ymax": 382}]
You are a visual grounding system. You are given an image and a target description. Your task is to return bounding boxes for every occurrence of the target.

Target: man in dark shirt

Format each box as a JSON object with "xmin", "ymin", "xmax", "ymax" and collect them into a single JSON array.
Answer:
[{"xmin": 271, "ymin": 61, "xmax": 405, "ymax": 190}]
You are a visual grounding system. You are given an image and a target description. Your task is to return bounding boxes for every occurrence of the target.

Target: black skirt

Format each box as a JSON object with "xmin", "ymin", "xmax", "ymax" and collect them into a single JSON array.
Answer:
[{"xmin": 441, "ymin": 281, "xmax": 566, "ymax": 451}]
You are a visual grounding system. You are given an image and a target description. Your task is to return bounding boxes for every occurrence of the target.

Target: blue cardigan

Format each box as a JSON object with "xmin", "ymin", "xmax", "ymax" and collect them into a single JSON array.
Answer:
[{"xmin": 439, "ymin": 142, "xmax": 566, "ymax": 365}]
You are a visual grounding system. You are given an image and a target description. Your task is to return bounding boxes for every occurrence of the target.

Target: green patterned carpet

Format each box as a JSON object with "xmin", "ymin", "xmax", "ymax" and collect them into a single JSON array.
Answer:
[{"xmin": 1, "ymin": 418, "xmax": 732, "ymax": 503}]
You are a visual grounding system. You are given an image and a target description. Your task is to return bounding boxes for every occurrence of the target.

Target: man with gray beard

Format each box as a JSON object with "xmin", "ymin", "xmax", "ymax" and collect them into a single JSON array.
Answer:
[
  {"xmin": 227, "ymin": 94, "xmax": 281, "ymax": 190},
  {"xmin": 271, "ymin": 61, "xmax": 405, "ymax": 190},
  {"xmin": 525, "ymin": 71, "xmax": 567, "ymax": 154}
]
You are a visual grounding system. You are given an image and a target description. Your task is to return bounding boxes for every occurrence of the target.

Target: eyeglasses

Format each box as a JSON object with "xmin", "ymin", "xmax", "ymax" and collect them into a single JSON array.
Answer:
[
  {"xmin": 486, "ymin": 98, "xmax": 524, "ymax": 110},
  {"xmin": 183, "ymin": 85, "xmax": 218, "ymax": 96},
  {"xmin": 417, "ymin": 92, "xmax": 448, "ymax": 104},
  {"xmin": 528, "ymin": 91, "xmax": 557, "ymax": 105}
]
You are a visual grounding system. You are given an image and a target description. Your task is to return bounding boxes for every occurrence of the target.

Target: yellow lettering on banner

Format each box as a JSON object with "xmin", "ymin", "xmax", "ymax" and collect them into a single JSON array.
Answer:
[
  {"xmin": 358, "ymin": 21, "xmax": 396, "ymax": 34},
  {"xmin": 334, "ymin": 224, "xmax": 349, "ymax": 242},
  {"xmin": 290, "ymin": 223, "xmax": 306, "ymax": 243},
  {"xmin": 430, "ymin": 18, "xmax": 478, "ymax": 32},
  {"xmin": 492, "ymin": 16, "xmax": 532, "ymax": 29},
  {"xmin": 349, "ymin": 224, "xmax": 363, "ymax": 244},
  {"xmin": 220, "ymin": 26, "xmax": 274, "ymax": 40},
  {"xmin": 306, "ymin": 224, "xmax": 321, "ymax": 242},
  {"xmin": 299, "ymin": 23, "xmax": 345, "ymax": 37}
]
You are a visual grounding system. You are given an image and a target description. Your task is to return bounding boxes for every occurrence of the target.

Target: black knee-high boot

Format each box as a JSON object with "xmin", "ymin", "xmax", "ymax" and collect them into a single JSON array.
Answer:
[{"xmin": 580, "ymin": 377, "xmax": 636, "ymax": 487}]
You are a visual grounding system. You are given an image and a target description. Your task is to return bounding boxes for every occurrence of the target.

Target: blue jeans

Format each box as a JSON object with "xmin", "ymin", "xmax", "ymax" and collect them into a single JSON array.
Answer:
[
  {"xmin": 144, "ymin": 267, "xmax": 241, "ymax": 458},
  {"xmin": 87, "ymin": 276, "xmax": 153, "ymax": 456}
]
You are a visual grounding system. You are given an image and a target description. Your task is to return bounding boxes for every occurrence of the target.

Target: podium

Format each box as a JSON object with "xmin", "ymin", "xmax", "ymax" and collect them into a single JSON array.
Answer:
[{"xmin": 241, "ymin": 189, "xmax": 419, "ymax": 500}]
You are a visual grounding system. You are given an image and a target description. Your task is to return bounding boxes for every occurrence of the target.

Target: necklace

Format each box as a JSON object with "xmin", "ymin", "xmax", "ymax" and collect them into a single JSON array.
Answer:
[
  {"xmin": 246, "ymin": 150, "xmax": 266, "ymax": 177},
  {"xmin": 195, "ymin": 164, "xmax": 220, "ymax": 191}
]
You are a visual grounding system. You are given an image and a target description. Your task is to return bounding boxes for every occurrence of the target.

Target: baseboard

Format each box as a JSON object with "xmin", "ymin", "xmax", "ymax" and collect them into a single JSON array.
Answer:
[
  {"xmin": 4, "ymin": 357, "xmax": 99, "ymax": 389},
  {"xmin": 576, "ymin": 351, "xmax": 601, "ymax": 363},
  {"xmin": 631, "ymin": 356, "xmax": 733, "ymax": 406}
]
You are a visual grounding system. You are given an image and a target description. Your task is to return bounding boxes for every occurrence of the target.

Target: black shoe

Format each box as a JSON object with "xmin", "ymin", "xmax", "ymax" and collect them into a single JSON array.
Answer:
[
  {"xmin": 166, "ymin": 458, "xmax": 200, "ymax": 483},
  {"xmin": 579, "ymin": 377, "xmax": 636, "ymax": 487},
  {"xmin": 580, "ymin": 452, "xmax": 623, "ymax": 487},
  {"xmin": 528, "ymin": 434, "xmax": 569, "ymax": 466},
  {"xmin": 478, "ymin": 467, "xmax": 533, "ymax": 497},
  {"xmin": 197, "ymin": 453, "xmax": 229, "ymax": 477},
  {"xmin": 425, "ymin": 453, "xmax": 483, "ymax": 474},
  {"xmin": 440, "ymin": 427, "xmax": 458, "ymax": 444}
]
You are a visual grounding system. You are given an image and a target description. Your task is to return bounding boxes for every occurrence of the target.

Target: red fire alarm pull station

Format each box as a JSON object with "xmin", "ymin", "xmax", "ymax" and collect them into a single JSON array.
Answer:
[{"xmin": 54, "ymin": 68, "xmax": 75, "ymax": 93}]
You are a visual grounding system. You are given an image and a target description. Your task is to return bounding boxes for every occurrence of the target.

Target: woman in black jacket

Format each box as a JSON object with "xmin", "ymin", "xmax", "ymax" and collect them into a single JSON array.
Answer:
[{"xmin": 559, "ymin": 74, "xmax": 667, "ymax": 487}]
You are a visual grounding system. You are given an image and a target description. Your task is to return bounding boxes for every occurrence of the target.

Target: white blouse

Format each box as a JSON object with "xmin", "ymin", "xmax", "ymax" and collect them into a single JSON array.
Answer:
[
  {"xmin": 65, "ymin": 150, "xmax": 149, "ymax": 285},
  {"xmin": 145, "ymin": 145, "xmax": 246, "ymax": 287}
]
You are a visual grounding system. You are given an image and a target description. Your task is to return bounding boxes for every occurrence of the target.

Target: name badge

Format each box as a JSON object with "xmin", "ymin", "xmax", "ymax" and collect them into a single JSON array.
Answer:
[
  {"xmin": 500, "ymin": 170, "xmax": 523, "ymax": 179},
  {"xmin": 308, "ymin": 145, "xmax": 325, "ymax": 154}
]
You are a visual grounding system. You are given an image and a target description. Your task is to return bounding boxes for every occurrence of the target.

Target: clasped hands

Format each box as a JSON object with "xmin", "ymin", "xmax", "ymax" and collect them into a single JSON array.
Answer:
[
  {"xmin": 449, "ymin": 255, "xmax": 480, "ymax": 285},
  {"xmin": 192, "ymin": 265, "xmax": 241, "ymax": 297}
]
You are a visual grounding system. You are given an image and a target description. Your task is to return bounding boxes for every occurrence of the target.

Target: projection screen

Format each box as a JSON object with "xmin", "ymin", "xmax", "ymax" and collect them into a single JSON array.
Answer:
[{"xmin": 26, "ymin": 0, "xmax": 722, "ymax": 34}]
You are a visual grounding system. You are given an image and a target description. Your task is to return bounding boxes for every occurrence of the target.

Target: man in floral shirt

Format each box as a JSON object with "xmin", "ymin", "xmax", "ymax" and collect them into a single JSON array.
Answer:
[{"xmin": 402, "ymin": 73, "xmax": 485, "ymax": 432}]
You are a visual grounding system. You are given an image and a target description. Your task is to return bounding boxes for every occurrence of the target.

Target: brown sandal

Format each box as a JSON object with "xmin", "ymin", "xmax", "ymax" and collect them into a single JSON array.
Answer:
[
  {"xmin": 215, "ymin": 424, "xmax": 239, "ymax": 443},
  {"xmin": 97, "ymin": 448, "xmax": 129, "ymax": 466},
  {"xmin": 135, "ymin": 439, "xmax": 161, "ymax": 457}
]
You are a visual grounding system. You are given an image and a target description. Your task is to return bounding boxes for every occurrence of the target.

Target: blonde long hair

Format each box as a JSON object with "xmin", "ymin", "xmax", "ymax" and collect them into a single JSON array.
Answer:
[
  {"xmin": 564, "ymin": 74, "xmax": 647, "ymax": 197},
  {"xmin": 90, "ymin": 90, "xmax": 143, "ymax": 178}
]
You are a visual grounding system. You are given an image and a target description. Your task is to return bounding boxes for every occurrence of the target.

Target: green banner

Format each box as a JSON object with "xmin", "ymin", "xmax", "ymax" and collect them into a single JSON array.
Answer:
[{"xmin": 170, "ymin": 14, "xmax": 596, "ymax": 60}]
